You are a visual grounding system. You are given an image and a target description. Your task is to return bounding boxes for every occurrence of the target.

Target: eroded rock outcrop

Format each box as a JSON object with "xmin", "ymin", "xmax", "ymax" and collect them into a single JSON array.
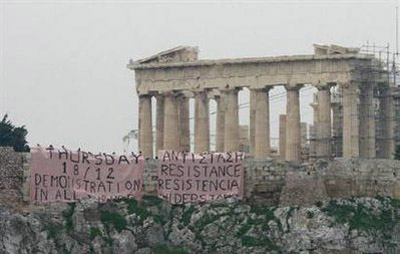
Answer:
[{"xmin": 1, "ymin": 196, "xmax": 400, "ymax": 254}]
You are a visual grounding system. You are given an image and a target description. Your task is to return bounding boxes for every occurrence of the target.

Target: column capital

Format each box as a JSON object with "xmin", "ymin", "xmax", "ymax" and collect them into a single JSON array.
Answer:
[
  {"xmin": 206, "ymin": 89, "xmax": 221, "ymax": 99},
  {"xmin": 252, "ymin": 86, "xmax": 272, "ymax": 93},
  {"xmin": 160, "ymin": 91, "xmax": 178, "ymax": 97},
  {"xmin": 358, "ymin": 81, "xmax": 376, "ymax": 90},
  {"xmin": 315, "ymin": 84, "xmax": 331, "ymax": 91},
  {"xmin": 338, "ymin": 81, "xmax": 359, "ymax": 89},
  {"xmin": 177, "ymin": 90, "xmax": 193, "ymax": 99},
  {"xmin": 138, "ymin": 93, "xmax": 153, "ymax": 98},
  {"xmin": 284, "ymin": 84, "xmax": 303, "ymax": 91},
  {"xmin": 161, "ymin": 90, "xmax": 193, "ymax": 99},
  {"xmin": 220, "ymin": 85, "xmax": 242, "ymax": 93},
  {"xmin": 193, "ymin": 89, "xmax": 209, "ymax": 96}
]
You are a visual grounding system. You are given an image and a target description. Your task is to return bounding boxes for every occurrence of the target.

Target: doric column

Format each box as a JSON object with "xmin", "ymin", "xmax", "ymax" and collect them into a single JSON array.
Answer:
[
  {"xmin": 342, "ymin": 82, "xmax": 359, "ymax": 158},
  {"xmin": 316, "ymin": 85, "xmax": 332, "ymax": 159},
  {"xmin": 156, "ymin": 95, "xmax": 164, "ymax": 153},
  {"xmin": 366, "ymin": 85, "xmax": 376, "ymax": 158},
  {"xmin": 254, "ymin": 88, "xmax": 271, "ymax": 158},
  {"xmin": 163, "ymin": 93, "xmax": 180, "ymax": 151},
  {"xmin": 309, "ymin": 125, "xmax": 316, "ymax": 159},
  {"xmin": 309, "ymin": 94, "xmax": 318, "ymax": 161},
  {"xmin": 178, "ymin": 95, "xmax": 190, "ymax": 152},
  {"xmin": 301, "ymin": 123, "xmax": 308, "ymax": 161},
  {"xmin": 224, "ymin": 88, "xmax": 240, "ymax": 152},
  {"xmin": 215, "ymin": 94, "xmax": 226, "ymax": 152},
  {"xmin": 331, "ymin": 86, "xmax": 343, "ymax": 158},
  {"xmin": 279, "ymin": 114, "xmax": 286, "ymax": 160},
  {"xmin": 194, "ymin": 91, "xmax": 210, "ymax": 152},
  {"xmin": 249, "ymin": 89, "xmax": 257, "ymax": 156},
  {"xmin": 377, "ymin": 83, "xmax": 395, "ymax": 158},
  {"xmin": 285, "ymin": 85, "xmax": 302, "ymax": 161},
  {"xmin": 138, "ymin": 94, "xmax": 153, "ymax": 158},
  {"xmin": 359, "ymin": 83, "xmax": 376, "ymax": 158}
]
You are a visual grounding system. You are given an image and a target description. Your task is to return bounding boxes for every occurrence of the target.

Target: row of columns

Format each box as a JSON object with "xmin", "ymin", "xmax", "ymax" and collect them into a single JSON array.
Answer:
[
  {"xmin": 139, "ymin": 86, "xmax": 291, "ymax": 159},
  {"xmin": 138, "ymin": 89, "xmax": 243, "ymax": 157},
  {"xmin": 138, "ymin": 85, "xmax": 328, "ymax": 160},
  {"xmin": 309, "ymin": 82, "xmax": 381, "ymax": 160},
  {"xmin": 138, "ymin": 82, "xmax": 389, "ymax": 161}
]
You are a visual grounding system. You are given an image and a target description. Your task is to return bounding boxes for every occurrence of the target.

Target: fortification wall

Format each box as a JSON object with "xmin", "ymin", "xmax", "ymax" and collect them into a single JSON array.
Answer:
[
  {"xmin": 325, "ymin": 158, "xmax": 400, "ymax": 198},
  {"xmin": 2, "ymin": 147, "xmax": 400, "ymax": 208},
  {"xmin": 0, "ymin": 147, "xmax": 26, "ymax": 207}
]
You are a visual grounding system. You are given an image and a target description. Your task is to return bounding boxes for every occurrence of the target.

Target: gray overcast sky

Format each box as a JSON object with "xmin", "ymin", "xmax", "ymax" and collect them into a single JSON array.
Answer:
[{"xmin": 0, "ymin": 0, "xmax": 398, "ymax": 153}]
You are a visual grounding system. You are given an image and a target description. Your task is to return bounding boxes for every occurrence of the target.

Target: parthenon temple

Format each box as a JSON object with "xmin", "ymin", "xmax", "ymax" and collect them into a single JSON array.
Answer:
[{"xmin": 128, "ymin": 44, "xmax": 396, "ymax": 161}]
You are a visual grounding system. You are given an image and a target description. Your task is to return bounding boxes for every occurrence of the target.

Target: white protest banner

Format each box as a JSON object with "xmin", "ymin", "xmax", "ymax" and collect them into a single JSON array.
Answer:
[
  {"xmin": 157, "ymin": 151, "xmax": 245, "ymax": 204},
  {"xmin": 30, "ymin": 147, "xmax": 144, "ymax": 203}
]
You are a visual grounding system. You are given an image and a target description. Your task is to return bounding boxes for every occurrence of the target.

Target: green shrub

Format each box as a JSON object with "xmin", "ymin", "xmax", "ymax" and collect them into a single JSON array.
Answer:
[
  {"xmin": 100, "ymin": 211, "xmax": 127, "ymax": 232},
  {"xmin": 63, "ymin": 203, "xmax": 75, "ymax": 231},
  {"xmin": 119, "ymin": 197, "xmax": 154, "ymax": 223},
  {"xmin": 43, "ymin": 222, "xmax": 63, "ymax": 239},
  {"xmin": 182, "ymin": 205, "xmax": 196, "ymax": 226},
  {"xmin": 321, "ymin": 199, "xmax": 397, "ymax": 232},
  {"xmin": 143, "ymin": 195, "xmax": 163, "ymax": 206},
  {"xmin": 89, "ymin": 227, "xmax": 103, "ymax": 240},
  {"xmin": 241, "ymin": 235, "xmax": 265, "ymax": 247}
]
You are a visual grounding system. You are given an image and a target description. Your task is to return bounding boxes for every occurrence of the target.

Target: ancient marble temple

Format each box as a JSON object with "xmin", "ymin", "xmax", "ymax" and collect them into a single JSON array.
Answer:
[{"xmin": 128, "ymin": 44, "xmax": 394, "ymax": 161}]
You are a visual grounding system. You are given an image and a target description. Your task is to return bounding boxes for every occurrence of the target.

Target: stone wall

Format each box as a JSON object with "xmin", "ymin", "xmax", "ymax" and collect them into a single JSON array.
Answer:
[
  {"xmin": 0, "ymin": 147, "xmax": 26, "ymax": 207},
  {"xmin": 243, "ymin": 159, "xmax": 287, "ymax": 205},
  {"xmin": 324, "ymin": 158, "xmax": 400, "ymax": 198},
  {"xmin": 2, "ymin": 147, "xmax": 400, "ymax": 208}
]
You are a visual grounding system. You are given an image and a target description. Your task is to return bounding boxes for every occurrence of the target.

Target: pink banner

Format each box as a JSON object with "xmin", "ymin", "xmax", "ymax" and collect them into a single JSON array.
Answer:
[
  {"xmin": 157, "ymin": 151, "xmax": 245, "ymax": 204},
  {"xmin": 30, "ymin": 147, "xmax": 144, "ymax": 203}
]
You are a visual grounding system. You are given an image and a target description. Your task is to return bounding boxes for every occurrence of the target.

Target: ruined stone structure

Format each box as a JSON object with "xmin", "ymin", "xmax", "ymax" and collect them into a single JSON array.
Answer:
[
  {"xmin": 4, "ymin": 146, "xmax": 400, "ymax": 209},
  {"xmin": 3, "ymin": 146, "xmax": 400, "ymax": 254},
  {"xmin": 128, "ymin": 44, "xmax": 395, "ymax": 161}
]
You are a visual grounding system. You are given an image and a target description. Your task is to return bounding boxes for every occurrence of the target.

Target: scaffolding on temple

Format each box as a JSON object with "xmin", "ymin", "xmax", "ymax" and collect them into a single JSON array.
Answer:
[{"xmin": 357, "ymin": 42, "xmax": 398, "ymax": 157}]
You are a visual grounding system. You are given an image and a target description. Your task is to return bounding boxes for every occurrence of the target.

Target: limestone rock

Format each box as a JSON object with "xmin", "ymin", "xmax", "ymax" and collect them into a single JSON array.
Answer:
[{"xmin": 1, "ymin": 197, "xmax": 400, "ymax": 253}]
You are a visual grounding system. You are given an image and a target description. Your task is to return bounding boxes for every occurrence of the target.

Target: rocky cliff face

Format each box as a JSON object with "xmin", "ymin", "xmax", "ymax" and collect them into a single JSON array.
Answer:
[{"xmin": 1, "ymin": 196, "xmax": 400, "ymax": 254}]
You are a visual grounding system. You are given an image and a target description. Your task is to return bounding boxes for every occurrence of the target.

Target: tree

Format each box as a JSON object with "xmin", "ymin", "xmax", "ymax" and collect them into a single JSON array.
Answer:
[{"xmin": 0, "ymin": 114, "xmax": 30, "ymax": 152}]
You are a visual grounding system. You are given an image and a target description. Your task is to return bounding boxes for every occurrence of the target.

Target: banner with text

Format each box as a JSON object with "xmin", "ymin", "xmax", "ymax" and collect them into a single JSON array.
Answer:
[
  {"xmin": 158, "ymin": 151, "xmax": 245, "ymax": 204},
  {"xmin": 30, "ymin": 147, "xmax": 144, "ymax": 203}
]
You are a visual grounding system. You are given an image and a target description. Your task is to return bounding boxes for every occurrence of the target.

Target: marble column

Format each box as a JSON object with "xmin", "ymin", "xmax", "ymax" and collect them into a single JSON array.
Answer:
[
  {"xmin": 279, "ymin": 114, "xmax": 286, "ymax": 160},
  {"xmin": 138, "ymin": 94, "xmax": 153, "ymax": 158},
  {"xmin": 194, "ymin": 91, "xmax": 210, "ymax": 152},
  {"xmin": 377, "ymin": 83, "xmax": 395, "ymax": 158},
  {"xmin": 178, "ymin": 95, "xmax": 190, "ymax": 152},
  {"xmin": 163, "ymin": 93, "xmax": 180, "ymax": 151},
  {"xmin": 216, "ymin": 95, "xmax": 226, "ymax": 152},
  {"xmin": 316, "ymin": 85, "xmax": 332, "ymax": 159},
  {"xmin": 331, "ymin": 89, "xmax": 343, "ymax": 158},
  {"xmin": 309, "ymin": 125, "xmax": 316, "ymax": 160},
  {"xmin": 309, "ymin": 95, "xmax": 318, "ymax": 160},
  {"xmin": 254, "ymin": 88, "xmax": 271, "ymax": 158},
  {"xmin": 224, "ymin": 89, "xmax": 240, "ymax": 152},
  {"xmin": 285, "ymin": 85, "xmax": 302, "ymax": 161},
  {"xmin": 359, "ymin": 83, "xmax": 376, "ymax": 158},
  {"xmin": 342, "ymin": 83, "xmax": 359, "ymax": 158},
  {"xmin": 156, "ymin": 95, "xmax": 164, "ymax": 153},
  {"xmin": 249, "ymin": 90, "xmax": 257, "ymax": 156}
]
